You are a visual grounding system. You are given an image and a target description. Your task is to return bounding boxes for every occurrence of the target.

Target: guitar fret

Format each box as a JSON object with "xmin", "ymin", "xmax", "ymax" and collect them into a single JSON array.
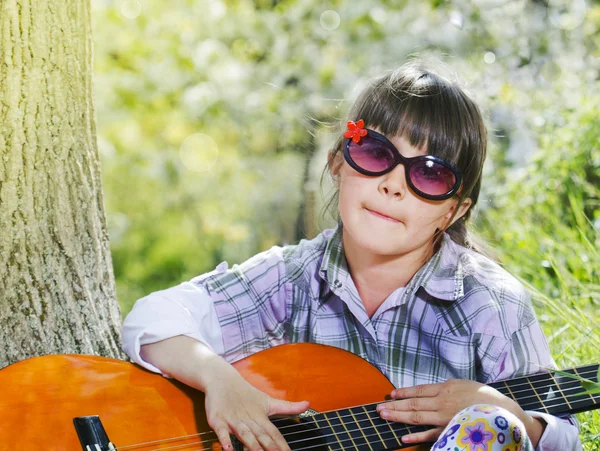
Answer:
[
  {"xmin": 343, "ymin": 408, "xmax": 379, "ymax": 450},
  {"xmin": 323, "ymin": 410, "xmax": 356, "ymax": 450},
  {"xmin": 530, "ymin": 372, "xmax": 570, "ymax": 412},
  {"xmin": 526, "ymin": 377, "xmax": 550, "ymax": 414},
  {"xmin": 361, "ymin": 406, "xmax": 386, "ymax": 449},
  {"xmin": 545, "ymin": 367, "xmax": 593, "ymax": 415},
  {"xmin": 361, "ymin": 405, "xmax": 403, "ymax": 450},
  {"xmin": 573, "ymin": 367, "xmax": 598, "ymax": 405},
  {"xmin": 548, "ymin": 372, "xmax": 572, "ymax": 410},
  {"xmin": 310, "ymin": 415, "xmax": 336, "ymax": 451},
  {"xmin": 382, "ymin": 416, "xmax": 402, "ymax": 447},
  {"xmin": 497, "ymin": 372, "xmax": 570, "ymax": 413},
  {"xmin": 529, "ymin": 372, "xmax": 571, "ymax": 413},
  {"xmin": 550, "ymin": 372, "xmax": 588, "ymax": 413},
  {"xmin": 348, "ymin": 409, "xmax": 373, "ymax": 451},
  {"xmin": 292, "ymin": 363, "xmax": 599, "ymax": 451},
  {"xmin": 403, "ymin": 421, "xmax": 412, "ymax": 435},
  {"xmin": 335, "ymin": 410, "xmax": 360, "ymax": 450},
  {"xmin": 503, "ymin": 380, "xmax": 517, "ymax": 403},
  {"xmin": 514, "ymin": 377, "xmax": 544, "ymax": 412}
]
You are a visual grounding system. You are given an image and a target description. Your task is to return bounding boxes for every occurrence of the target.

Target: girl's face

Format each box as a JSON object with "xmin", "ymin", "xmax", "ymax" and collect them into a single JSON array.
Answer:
[{"xmin": 334, "ymin": 132, "xmax": 471, "ymax": 261}]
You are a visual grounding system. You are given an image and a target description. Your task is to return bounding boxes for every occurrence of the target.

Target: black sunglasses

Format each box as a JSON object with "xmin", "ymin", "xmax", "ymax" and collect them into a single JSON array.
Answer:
[{"xmin": 343, "ymin": 127, "xmax": 462, "ymax": 201}]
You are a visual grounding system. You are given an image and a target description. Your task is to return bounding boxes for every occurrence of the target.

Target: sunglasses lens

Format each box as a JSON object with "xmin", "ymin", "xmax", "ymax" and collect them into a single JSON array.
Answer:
[
  {"xmin": 348, "ymin": 138, "xmax": 395, "ymax": 173},
  {"xmin": 409, "ymin": 159, "xmax": 457, "ymax": 196}
]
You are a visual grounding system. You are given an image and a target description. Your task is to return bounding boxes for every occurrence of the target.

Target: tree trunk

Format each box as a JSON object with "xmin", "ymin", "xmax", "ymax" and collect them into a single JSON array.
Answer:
[{"xmin": 0, "ymin": 0, "xmax": 124, "ymax": 367}]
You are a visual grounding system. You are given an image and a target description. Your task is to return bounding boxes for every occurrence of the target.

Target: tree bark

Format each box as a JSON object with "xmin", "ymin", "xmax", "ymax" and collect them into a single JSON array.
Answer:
[{"xmin": 0, "ymin": 0, "xmax": 124, "ymax": 367}]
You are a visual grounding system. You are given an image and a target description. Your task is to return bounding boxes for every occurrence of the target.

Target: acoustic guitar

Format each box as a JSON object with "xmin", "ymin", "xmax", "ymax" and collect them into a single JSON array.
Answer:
[{"xmin": 0, "ymin": 343, "xmax": 597, "ymax": 451}]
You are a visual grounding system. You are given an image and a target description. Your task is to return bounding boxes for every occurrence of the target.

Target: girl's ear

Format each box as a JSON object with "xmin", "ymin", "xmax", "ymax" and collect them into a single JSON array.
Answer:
[
  {"xmin": 445, "ymin": 197, "xmax": 473, "ymax": 227},
  {"xmin": 327, "ymin": 150, "xmax": 344, "ymax": 179}
]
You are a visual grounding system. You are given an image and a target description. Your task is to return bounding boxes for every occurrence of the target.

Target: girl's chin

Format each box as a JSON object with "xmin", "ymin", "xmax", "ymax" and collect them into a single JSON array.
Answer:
[
  {"xmin": 348, "ymin": 232, "xmax": 411, "ymax": 256},
  {"xmin": 343, "ymin": 223, "xmax": 432, "ymax": 258}
]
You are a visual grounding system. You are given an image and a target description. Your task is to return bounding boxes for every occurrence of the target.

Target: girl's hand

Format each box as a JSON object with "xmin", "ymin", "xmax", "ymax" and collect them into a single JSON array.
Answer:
[
  {"xmin": 376, "ymin": 379, "xmax": 544, "ymax": 446},
  {"xmin": 203, "ymin": 367, "xmax": 310, "ymax": 451}
]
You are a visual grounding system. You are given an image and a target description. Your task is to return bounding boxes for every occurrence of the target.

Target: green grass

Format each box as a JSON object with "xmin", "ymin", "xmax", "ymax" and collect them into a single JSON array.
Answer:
[{"xmin": 477, "ymin": 102, "xmax": 600, "ymax": 449}]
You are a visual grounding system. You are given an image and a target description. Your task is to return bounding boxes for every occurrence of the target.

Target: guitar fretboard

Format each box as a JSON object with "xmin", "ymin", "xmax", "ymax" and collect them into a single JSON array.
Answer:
[
  {"xmin": 275, "ymin": 364, "xmax": 599, "ymax": 451},
  {"xmin": 490, "ymin": 363, "xmax": 600, "ymax": 416}
]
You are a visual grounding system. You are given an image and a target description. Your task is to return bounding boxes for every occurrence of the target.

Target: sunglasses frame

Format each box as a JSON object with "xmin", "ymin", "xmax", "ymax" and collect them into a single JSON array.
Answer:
[{"xmin": 343, "ymin": 128, "xmax": 463, "ymax": 201}]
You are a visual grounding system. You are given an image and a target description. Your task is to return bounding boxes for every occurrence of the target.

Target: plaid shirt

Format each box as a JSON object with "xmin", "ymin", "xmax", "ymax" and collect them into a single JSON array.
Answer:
[
  {"xmin": 191, "ymin": 225, "xmax": 552, "ymax": 388},
  {"xmin": 123, "ymin": 224, "xmax": 581, "ymax": 450}
]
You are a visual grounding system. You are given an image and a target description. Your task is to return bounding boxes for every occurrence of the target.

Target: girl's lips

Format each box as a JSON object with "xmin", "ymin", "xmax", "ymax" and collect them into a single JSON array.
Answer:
[{"xmin": 366, "ymin": 208, "xmax": 401, "ymax": 223}]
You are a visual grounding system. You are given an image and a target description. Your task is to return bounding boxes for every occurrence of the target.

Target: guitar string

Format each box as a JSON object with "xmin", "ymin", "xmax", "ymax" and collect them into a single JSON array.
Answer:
[
  {"xmin": 120, "ymin": 380, "xmax": 597, "ymax": 451},
  {"xmin": 143, "ymin": 377, "xmax": 595, "ymax": 451},
  {"xmin": 141, "ymin": 418, "xmax": 430, "ymax": 451},
  {"xmin": 122, "ymin": 416, "xmax": 418, "ymax": 451},
  {"xmin": 116, "ymin": 369, "xmax": 599, "ymax": 451},
  {"xmin": 144, "ymin": 378, "xmax": 593, "ymax": 451},
  {"xmin": 133, "ymin": 384, "xmax": 590, "ymax": 451},
  {"xmin": 142, "ymin": 423, "xmax": 425, "ymax": 451},
  {"xmin": 129, "ymin": 393, "xmax": 596, "ymax": 451},
  {"xmin": 142, "ymin": 388, "xmax": 576, "ymax": 451},
  {"xmin": 113, "ymin": 367, "xmax": 598, "ymax": 451}
]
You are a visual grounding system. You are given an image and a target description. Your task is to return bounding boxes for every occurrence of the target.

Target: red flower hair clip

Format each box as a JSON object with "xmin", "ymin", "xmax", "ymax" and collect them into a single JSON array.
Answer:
[{"xmin": 344, "ymin": 120, "xmax": 368, "ymax": 143}]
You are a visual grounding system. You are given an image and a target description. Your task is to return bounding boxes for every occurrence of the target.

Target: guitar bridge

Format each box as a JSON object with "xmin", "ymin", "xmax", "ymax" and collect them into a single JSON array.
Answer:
[{"xmin": 73, "ymin": 416, "xmax": 117, "ymax": 451}]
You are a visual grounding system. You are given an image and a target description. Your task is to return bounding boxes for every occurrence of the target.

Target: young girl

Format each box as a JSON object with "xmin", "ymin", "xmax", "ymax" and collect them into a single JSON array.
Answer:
[{"xmin": 122, "ymin": 63, "xmax": 582, "ymax": 451}]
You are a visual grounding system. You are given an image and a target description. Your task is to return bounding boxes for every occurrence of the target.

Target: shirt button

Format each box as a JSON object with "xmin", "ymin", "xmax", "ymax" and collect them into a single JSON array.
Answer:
[{"xmin": 333, "ymin": 279, "xmax": 342, "ymax": 288}]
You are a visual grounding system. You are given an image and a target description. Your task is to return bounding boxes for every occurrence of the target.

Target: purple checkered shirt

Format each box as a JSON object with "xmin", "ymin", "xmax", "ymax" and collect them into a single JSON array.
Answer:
[{"xmin": 122, "ymin": 224, "xmax": 581, "ymax": 450}]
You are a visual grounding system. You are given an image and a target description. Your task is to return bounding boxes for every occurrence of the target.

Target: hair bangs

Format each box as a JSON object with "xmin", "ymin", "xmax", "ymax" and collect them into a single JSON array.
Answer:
[{"xmin": 350, "ymin": 73, "xmax": 478, "ymax": 168}]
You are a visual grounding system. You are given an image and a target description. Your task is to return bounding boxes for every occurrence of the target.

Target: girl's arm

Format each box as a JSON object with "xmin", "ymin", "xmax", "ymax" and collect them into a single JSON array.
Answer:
[
  {"xmin": 140, "ymin": 336, "xmax": 309, "ymax": 451},
  {"xmin": 125, "ymin": 290, "xmax": 310, "ymax": 451},
  {"xmin": 122, "ymin": 246, "xmax": 306, "ymax": 451},
  {"xmin": 122, "ymin": 281, "xmax": 225, "ymax": 374},
  {"xmin": 122, "ymin": 243, "xmax": 292, "ymax": 372}
]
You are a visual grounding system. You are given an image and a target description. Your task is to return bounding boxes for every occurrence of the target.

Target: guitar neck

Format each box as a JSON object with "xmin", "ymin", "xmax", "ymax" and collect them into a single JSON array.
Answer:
[
  {"xmin": 281, "ymin": 364, "xmax": 600, "ymax": 451},
  {"xmin": 490, "ymin": 363, "xmax": 600, "ymax": 416}
]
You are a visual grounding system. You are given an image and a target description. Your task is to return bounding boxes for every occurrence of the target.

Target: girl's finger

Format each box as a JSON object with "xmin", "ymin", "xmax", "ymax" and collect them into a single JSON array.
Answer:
[
  {"xmin": 268, "ymin": 398, "xmax": 310, "ymax": 416},
  {"xmin": 401, "ymin": 427, "xmax": 444, "ymax": 445},
  {"xmin": 232, "ymin": 421, "xmax": 264, "ymax": 451},
  {"xmin": 238, "ymin": 418, "xmax": 289, "ymax": 451},
  {"xmin": 379, "ymin": 408, "xmax": 443, "ymax": 426},
  {"xmin": 213, "ymin": 424, "xmax": 234, "ymax": 450},
  {"xmin": 262, "ymin": 419, "xmax": 292, "ymax": 451},
  {"xmin": 391, "ymin": 383, "xmax": 441, "ymax": 399},
  {"xmin": 377, "ymin": 397, "xmax": 438, "ymax": 413},
  {"xmin": 253, "ymin": 428, "xmax": 281, "ymax": 451}
]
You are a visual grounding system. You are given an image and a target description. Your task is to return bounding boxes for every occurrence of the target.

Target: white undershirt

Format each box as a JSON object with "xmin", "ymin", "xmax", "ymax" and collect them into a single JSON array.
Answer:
[{"xmin": 122, "ymin": 281, "xmax": 224, "ymax": 375}]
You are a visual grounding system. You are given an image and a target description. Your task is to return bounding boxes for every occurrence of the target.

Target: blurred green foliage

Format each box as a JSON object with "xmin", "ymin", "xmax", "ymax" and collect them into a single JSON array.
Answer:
[
  {"xmin": 92, "ymin": 0, "xmax": 600, "ymax": 310},
  {"xmin": 478, "ymin": 98, "xmax": 600, "ymax": 447},
  {"xmin": 92, "ymin": 0, "xmax": 599, "ymax": 446}
]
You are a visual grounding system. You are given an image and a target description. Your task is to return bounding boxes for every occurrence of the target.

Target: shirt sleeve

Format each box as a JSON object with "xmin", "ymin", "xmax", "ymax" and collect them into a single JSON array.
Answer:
[
  {"xmin": 121, "ymin": 279, "xmax": 225, "ymax": 375},
  {"xmin": 529, "ymin": 411, "xmax": 583, "ymax": 451},
  {"xmin": 190, "ymin": 246, "xmax": 291, "ymax": 363},
  {"xmin": 490, "ymin": 321, "xmax": 582, "ymax": 451},
  {"xmin": 122, "ymin": 245, "xmax": 292, "ymax": 371}
]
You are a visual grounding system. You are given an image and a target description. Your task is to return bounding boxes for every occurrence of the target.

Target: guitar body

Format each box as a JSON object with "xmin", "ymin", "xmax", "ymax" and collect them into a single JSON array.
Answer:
[{"xmin": 0, "ymin": 343, "xmax": 427, "ymax": 451}]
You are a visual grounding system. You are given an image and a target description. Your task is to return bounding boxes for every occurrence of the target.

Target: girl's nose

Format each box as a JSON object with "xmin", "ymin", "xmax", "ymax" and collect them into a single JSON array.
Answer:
[{"xmin": 379, "ymin": 164, "xmax": 407, "ymax": 199}]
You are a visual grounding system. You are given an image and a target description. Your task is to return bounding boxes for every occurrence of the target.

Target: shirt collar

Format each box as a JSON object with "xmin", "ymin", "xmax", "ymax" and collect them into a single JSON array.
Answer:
[
  {"xmin": 411, "ymin": 233, "xmax": 465, "ymax": 302},
  {"xmin": 319, "ymin": 224, "xmax": 464, "ymax": 302},
  {"xmin": 318, "ymin": 222, "xmax": 348, "ymax": 289}
]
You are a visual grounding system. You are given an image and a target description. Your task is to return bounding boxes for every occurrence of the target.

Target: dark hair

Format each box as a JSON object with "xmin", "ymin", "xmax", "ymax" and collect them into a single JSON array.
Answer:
[{"xmin": 322, "ymin": 61, "xmax": 489, "ymax": 253}]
